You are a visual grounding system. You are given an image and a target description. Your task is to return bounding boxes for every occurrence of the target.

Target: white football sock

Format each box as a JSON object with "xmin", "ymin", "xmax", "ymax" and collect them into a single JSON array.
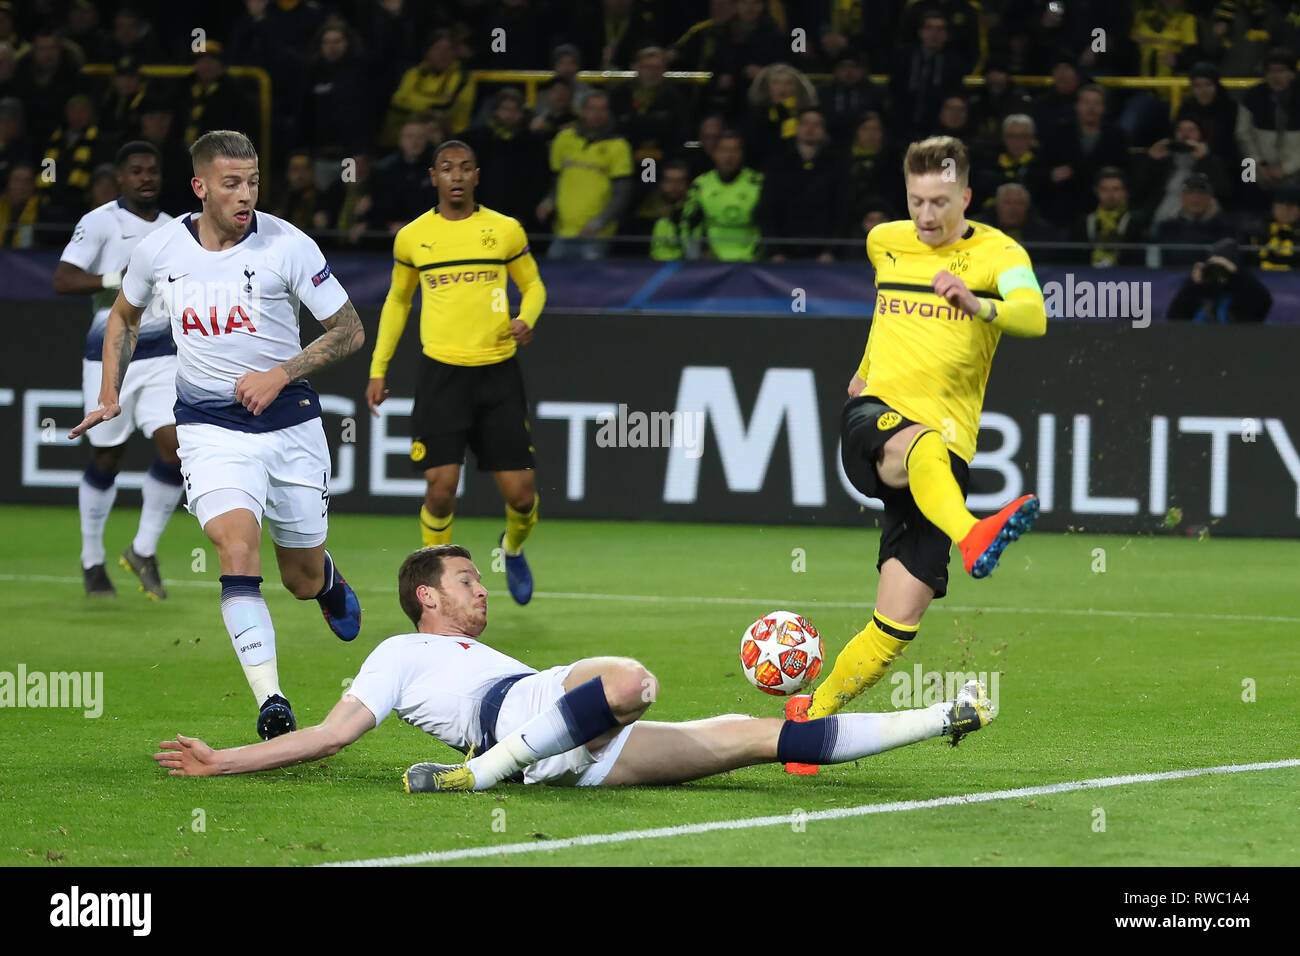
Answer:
[
  {"xmin": 828, "ymin": 704, "xmax": 948, "ymax": 761},
  {"xmin": 220, "ymin": 578, "xmax": 281, "ymax": 706},
  {"xmin": 466, "ymin": 706, "xmax": 578, "ymax": 791},
  {"xmin": 132, "ymin": 467, "xmax": 183, "ymax": 557},
  {"xmin": 79, "ymin": 472, "xmax": 118, "ymax": 569},
  {"xmin": 241, "ymin": 658, "xmax": 283, "ymax": 707}
]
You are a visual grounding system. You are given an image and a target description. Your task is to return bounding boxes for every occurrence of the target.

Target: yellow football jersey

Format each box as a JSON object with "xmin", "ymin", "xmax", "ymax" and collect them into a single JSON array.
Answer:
[
  {"xmin": 859, "ymin": 219, "xmax": 1044, "ymax": 462},
  {"xmin": 550, "ymin": 128, "xmax": 634, "ymax": 237},
  {"xmin": 370, "ymin": 204, "xmax": 545, "ymax": 374}
]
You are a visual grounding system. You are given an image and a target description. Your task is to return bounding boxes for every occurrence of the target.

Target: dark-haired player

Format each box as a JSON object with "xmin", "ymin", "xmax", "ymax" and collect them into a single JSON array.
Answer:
[
  {"xmin": 366, "ymin": 139, "xmax": 546, "ymax": 604},
  {"xmin": 55, "ymin": 140, "xmax": 179, "ymax": 598},
  {"xmin": 153, "ymin": 545, "xmax": 995, "ymax": 789},
  {"xmin": 785, "ymin": 135, "xmax": 1046, "ymax": 773},
  {"xmin": 70, "ymin": 130, "xmax": 366, "ymax": 740}
]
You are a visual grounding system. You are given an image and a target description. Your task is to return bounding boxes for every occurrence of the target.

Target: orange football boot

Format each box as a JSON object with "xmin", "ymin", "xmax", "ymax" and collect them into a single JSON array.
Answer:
[
  {"xmin": 783, "ymin": 693, "xmax": 819, "ymax": 775},
  {"xmin": 958, "ymin": 494, "xmax": 1039, "ymax": 578}
]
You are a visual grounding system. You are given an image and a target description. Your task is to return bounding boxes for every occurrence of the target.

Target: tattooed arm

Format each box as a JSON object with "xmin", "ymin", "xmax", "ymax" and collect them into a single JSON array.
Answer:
[
  {"xmin": 281, "ymin": 300, "xmax": 367, "ymax": 380},
  {"xmin": 234, "ymin": 300, "xmax": 366, "ymax": 416},
  {"xmin": 68, "ymin": 292, "xmax": 145, "ymax": 438}
]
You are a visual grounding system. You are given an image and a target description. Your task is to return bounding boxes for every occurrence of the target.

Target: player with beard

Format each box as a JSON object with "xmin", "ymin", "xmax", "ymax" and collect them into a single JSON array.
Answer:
[{"xmin": 152, "ymin": 545, "xmax": 996, "ymax": 790}]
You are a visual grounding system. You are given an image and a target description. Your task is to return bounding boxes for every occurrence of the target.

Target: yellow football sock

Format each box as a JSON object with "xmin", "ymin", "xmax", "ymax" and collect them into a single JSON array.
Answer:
[
  {"xmin": 503, "ymin": 494, "xmax": 538, "ymax": 554},
  {"xmin": 906, "ymin": 429, "xmax": 978, "ymax": 542},
  {"xmin": 420, "ymin": 506, "xmax": 454, "ymax": 546},
  {"xmin": 807, "ymin": 612, "xmax": 918, "ymax": 718}
]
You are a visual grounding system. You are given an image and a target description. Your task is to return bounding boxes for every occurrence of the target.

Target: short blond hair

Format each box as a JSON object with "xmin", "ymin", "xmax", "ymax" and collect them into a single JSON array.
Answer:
[
  {"xmin": 903, "ymin": 135, "xmax": 969, "ymax": 187},
  {"xmin": 190, "ymin": 130, "xmax": 258, "ymax": 172}
]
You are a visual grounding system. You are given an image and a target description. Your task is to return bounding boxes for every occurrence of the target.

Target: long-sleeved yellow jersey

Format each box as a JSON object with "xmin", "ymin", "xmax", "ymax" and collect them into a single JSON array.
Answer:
[
  {"xmin": 858, "ymin": 219, "xmax": 1046, "ymax": 462},
  {"xmin": 370, "ymin": 205, "xmax": 546, "ymax": 376}
]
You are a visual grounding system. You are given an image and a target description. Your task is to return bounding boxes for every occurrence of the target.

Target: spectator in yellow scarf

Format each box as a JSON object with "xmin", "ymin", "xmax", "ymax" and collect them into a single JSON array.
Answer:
[{"xmin": 744, "ymin": 62, "xmax": 817, "ymax": 169}]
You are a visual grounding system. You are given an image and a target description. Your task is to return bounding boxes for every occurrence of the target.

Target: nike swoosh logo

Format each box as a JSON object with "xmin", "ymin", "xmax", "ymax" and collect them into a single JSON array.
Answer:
[
  {"xmin": 234, "ymin": 626, "xmax": 255, "ymax": 639},
  {"xmin": 520, "ymin": 733, "xmax": 538, "ymax": 753},
  {"xmin": 168, "ymin": 273, "xmax": 187, "ymax": 282},
  {"xmin": 120, "ymin": 234, "xmax": 136, "ymax": 239}
]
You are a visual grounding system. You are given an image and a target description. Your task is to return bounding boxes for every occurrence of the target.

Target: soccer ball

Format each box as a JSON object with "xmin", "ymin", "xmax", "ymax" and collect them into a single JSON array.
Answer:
[{"xmin": 739, "ymin": 611, "xmax": 824, "ymax": 696}]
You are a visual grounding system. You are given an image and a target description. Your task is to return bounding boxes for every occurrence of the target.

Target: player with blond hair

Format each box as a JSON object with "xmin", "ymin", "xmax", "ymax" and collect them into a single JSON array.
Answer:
[{"xmin": 784, "ymin": 135, "xmax": 1046, "ymax": 774}]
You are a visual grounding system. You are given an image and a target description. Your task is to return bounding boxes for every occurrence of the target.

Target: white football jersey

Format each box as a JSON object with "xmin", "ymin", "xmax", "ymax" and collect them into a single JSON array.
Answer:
[
  {"xmin": 347, "ymin": 634, "xmax": 537, "ymax": 753},
  {"xmin": 122, "ymin": 211, "xmax": 348, "ymax": 431},
  {"xmin": 59, "ymin": 200, "xmax": 174, "ymax": 360}
]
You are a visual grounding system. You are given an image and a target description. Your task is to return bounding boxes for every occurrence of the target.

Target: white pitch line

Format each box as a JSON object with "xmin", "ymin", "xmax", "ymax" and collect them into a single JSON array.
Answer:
[
  {"xmin": 1, "ymin": 573, "xmax": 1297, "ymax": 624},
  {"xmin": 320, "ymin": 759, "xmax": 1300, "ymax": 867}
]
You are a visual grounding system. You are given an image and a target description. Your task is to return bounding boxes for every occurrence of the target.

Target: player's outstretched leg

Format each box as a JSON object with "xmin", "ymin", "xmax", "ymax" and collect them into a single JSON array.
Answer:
[
  {"xmin": 592, "ymin": 681, "xmax": 996, "ymax": 788},
  {"xmin": 776, "ymin": 679, "xmax": 996, "ymax": 767},
  {"xmin": 957, "ymin": 493, "xmax": 1039, "ymax": 579}
]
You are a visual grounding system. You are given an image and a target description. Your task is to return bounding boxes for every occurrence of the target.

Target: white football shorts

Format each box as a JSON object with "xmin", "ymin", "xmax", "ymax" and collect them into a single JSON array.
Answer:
[
  {"xmin": 178, "ymin": 418, "xmax": 331, "ymax": 548},
  {"xmin": 494, "ymin": 664, "xmax": 635, "ymax": 787},
  {"xmin": 82, "ymin": 355, "xmax": 178, "ymax": 448}
]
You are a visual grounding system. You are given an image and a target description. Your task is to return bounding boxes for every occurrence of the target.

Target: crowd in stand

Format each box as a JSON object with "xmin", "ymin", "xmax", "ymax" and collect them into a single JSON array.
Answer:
[{"xmin": 0, "ymin": 0, "xmax": 1296, "ymax": 272}]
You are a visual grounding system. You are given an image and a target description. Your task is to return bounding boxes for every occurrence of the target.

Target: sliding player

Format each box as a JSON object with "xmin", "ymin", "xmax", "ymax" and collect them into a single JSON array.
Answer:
[
  {"xmin": 366, "ymin": 139, "xmax": 546, "ymax": 605},
  {"xmin": 71, "ymin": 130, "xmax": 365, "ymax": 740},
  {"xmin": 784, "ymin": 136, "xmax": 1046, "ymax": 774},
  {"xmin": 54, "ymin": 141, "xmax": 180, "ymax": 598},
  {"xmin": 152, "ymin": 545, "xmax": 995, "ymax": 789}
]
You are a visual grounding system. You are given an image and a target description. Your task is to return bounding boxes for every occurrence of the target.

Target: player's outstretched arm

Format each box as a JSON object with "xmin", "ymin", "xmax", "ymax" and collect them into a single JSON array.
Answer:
[
  {"xmin": 235, "ymin": 300, "xmax": 366, "ymax": 415},
  {"xmin": 68, "ymin": 292, "xmax": 145, "ymax": 439},
  {"xmin": 152, "ymin": 695, "xmax": 377, "ymax": 777}
]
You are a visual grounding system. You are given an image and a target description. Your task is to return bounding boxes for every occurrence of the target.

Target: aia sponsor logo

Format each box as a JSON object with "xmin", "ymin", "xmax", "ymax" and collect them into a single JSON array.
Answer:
[{"xmin": 181, "ymin": 305, "xmax": 257, "ymax": 336}]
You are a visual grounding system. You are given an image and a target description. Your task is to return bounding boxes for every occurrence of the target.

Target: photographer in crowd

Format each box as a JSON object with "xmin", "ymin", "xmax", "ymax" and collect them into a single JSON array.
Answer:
[{"xmin": 1167, "ymin": 238, "xmax": 1272, "ymax": 323}]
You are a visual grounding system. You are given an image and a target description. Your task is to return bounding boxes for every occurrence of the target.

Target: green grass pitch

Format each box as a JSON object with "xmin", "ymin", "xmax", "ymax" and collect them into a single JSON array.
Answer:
[{"xmin": 1, "ymin": 503, "xmax": 1296, "ymax": 866}]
